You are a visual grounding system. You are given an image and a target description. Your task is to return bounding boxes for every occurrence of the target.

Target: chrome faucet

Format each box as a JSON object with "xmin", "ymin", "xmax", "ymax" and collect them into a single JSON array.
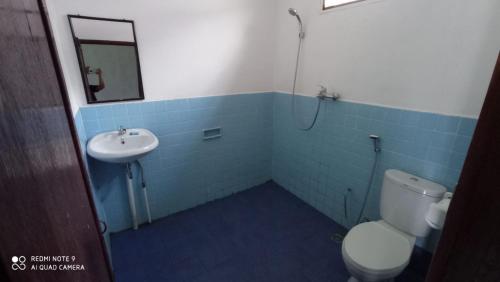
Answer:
[
  {"xmin": 118, "ymin": 126, "xmax": 127, "ymax": 144},
  {"xmin": 317, "ymin": 85, "xmax": 340, "ymax": 101},
  {"xmin": 118, "ymin": 126, "xmax": 127, "ymax": 136}
]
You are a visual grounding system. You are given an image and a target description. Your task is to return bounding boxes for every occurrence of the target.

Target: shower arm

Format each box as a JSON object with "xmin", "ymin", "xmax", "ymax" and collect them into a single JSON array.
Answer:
[
  {"xmin": 289, "ymin": 8, "xmax": 305, "ymax": 38},
  {"xmin": 297, "ymin": 20, "xmax": 305, "ymax": 39}
]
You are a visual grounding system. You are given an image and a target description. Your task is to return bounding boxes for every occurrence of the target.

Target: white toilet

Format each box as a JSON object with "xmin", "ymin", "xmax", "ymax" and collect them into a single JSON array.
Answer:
[{"xmin": 342, "ymin": 169, "xmax": 446, "ymax": 282}]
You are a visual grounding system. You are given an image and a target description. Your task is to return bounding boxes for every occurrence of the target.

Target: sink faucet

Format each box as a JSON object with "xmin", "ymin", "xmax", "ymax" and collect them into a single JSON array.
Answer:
[
  {"xmin": 118, "ymin": 126, "xmax": 127, "ymax": 136},
  {"xmin": 118, "ymin": 126, "xmax": 127, "ymax": 144}
]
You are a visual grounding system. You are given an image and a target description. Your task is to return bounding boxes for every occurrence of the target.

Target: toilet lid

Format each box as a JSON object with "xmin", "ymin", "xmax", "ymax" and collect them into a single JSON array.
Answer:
[{"xmin": 343, "ymin": 222, "xmax": 412, "ymax": 272}]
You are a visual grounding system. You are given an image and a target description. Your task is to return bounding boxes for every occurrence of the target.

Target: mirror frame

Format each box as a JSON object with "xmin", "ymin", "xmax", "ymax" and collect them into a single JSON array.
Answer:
[{"xmin": 68, "ymin": 15, "xmax": 145, "ymax": 104}]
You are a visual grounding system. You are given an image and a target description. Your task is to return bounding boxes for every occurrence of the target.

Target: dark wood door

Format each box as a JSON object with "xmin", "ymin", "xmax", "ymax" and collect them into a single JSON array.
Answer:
[
  {"xmin": 0, "ymin": 0, "xmax": 112, "ymax": 281},
  {"xmin": 426, "ymin": 54, "xmax": 500, "ymax": 281}
]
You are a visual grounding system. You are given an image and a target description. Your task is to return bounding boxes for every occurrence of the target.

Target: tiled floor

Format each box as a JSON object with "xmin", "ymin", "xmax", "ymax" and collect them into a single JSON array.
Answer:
[{"xmin": 111, "ymin": 181, "xmax": 432, "ymax": 282}]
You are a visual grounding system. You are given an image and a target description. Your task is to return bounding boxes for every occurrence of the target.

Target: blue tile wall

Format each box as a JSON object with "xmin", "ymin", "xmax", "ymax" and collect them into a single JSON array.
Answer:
[
  {"xmin": 74, "ymin": 111, "xmax": 112, "ymax": 258},
  {"xmin": 77, "ymin": 93, "xmax": 274, "ymax": 233},
  {"xmin": 74, "ymin": 111, "xmax": 87, "ymax": 157},
  {"xmin": 75, "ymin": 92, "xmax": 477, "ymax": 252},
  {"xmin": 271, "ymin": 93, "xmax": 476, "ymax": 249}
]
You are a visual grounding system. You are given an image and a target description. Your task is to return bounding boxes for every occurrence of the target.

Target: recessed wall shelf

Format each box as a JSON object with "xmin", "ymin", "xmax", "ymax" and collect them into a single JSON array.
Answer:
[{"xmin": 203, "ymin": 127, "xmax": 223, "ymax": 141}]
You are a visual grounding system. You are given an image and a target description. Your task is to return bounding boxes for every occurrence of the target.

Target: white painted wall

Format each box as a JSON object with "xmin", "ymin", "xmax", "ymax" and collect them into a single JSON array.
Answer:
[
  {"xmin": 273, "ymin": 0, "xmax": 500, "ymax": 117},
  {"xmin": 47, "ymin": 0, "xmax": 500, "ymax": 117},
  {"xmin": 45, "ymin": 0, "xmax": 277, "ymax": 115}
]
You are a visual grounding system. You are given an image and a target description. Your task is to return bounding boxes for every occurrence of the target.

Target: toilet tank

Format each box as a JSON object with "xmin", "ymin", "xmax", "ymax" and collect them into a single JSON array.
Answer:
[{"xmin": 380, "ymin": 170, "xmax": 447, "ymax": 237}]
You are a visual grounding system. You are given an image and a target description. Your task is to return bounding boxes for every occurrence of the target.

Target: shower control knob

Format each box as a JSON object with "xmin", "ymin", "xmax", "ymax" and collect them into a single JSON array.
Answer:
[
  {"xmin": 318, "ymin": 85, "xmax": 328, "ymax": 96},
  {"xmin": 317, "ymin": 85, "xmax": 340, "ymax": 101}
]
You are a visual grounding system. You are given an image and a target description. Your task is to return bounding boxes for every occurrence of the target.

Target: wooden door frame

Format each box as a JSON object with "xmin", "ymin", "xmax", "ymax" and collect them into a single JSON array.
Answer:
[
  {"xmin": 426, "ymin": 53, "xmax": 500, "ymax": 281},
  {"xmin": 38, "ymin": 0, "xmax": 114, "ymax": 278},
  {"xmin": 0, "ymin": 0, "xmax": 113, "ymax": 280}
]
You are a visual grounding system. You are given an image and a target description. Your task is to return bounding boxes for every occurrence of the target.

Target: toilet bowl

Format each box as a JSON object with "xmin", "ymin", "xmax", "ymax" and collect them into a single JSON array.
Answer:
[
  {"xmin": 341, "ymin": 170, "xmax": 446, "ymax": 282},
  {"xmin": 342, "ymin": 221, "xmax": 415, "ymax": 282}
]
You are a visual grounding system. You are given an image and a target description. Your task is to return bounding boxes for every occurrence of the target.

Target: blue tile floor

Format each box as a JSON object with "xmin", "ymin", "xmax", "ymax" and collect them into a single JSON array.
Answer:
[{"xmin": 111, "ymin": 181, "xmax": 432, "ymax": 282}]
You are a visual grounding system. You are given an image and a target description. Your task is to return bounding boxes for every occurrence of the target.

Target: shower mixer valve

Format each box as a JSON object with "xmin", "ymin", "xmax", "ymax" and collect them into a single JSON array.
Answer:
[{"xmin": 317, "ymin": 85, "xmax": 340, "ymax": 101}]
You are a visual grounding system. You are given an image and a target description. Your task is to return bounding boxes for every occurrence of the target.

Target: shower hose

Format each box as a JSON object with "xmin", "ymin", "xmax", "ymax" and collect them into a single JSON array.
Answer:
[
  {"xmin": 290, "ymin": 31, "xmax": 321, "ymax": 131},
  {"xmin": 354, "ymin": 151, "xmax": 380, "ymax": 225}
]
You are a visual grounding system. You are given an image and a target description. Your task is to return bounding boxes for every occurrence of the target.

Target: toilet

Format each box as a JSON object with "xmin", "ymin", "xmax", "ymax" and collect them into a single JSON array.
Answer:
[{"xmin": 342, "ymin": 169, "xmax": 446, "ymax": 282}]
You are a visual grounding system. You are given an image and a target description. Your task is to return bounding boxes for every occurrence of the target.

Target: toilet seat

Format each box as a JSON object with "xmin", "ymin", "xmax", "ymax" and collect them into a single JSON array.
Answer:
[{"xmin": 342, "ymin": 222, "xmax": 413, "ymax": 280}]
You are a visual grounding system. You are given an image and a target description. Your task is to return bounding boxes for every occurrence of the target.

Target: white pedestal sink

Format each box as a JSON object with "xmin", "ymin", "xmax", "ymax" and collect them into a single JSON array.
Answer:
[{"xmin": 87, "ymin": 128, "xmax": 159, "ymax": 230}]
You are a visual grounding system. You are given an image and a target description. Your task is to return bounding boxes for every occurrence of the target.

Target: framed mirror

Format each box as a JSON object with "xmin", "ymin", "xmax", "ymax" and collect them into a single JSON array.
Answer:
[{"xmin": 68, "ymin": 15, "xmax": 144, "ymax": 104}]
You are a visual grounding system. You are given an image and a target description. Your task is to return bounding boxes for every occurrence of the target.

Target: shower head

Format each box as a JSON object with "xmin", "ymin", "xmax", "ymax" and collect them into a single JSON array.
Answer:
[
  {"xmin": 288, "ymin": 8, "xmax": 304, "ymax": 38},
  {"xmin": 288, "ymin": 8, "xmax": 303, "ymax": 27}
]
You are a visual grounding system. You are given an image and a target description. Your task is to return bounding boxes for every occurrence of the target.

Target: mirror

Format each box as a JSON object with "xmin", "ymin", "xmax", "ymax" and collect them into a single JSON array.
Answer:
[{"xmin": 68, "ymin": 15, "xmax": 144, "ymax": 104}]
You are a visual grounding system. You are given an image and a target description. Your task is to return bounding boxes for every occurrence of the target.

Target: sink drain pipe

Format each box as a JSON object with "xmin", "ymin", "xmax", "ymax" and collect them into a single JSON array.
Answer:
[
  {"xmin": 126, "ymin": 163, "xmax": 139, "ymax": 230},
  {"xmin": 135, "ymin": 160, "xmax": 152, "ymax": 225}
]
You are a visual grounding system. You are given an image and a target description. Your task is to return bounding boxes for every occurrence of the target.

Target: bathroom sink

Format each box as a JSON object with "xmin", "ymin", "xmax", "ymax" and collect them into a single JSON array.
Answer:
[{"xmin": 87, "ymin": 128, "xmax": 159, "ymax": 163}]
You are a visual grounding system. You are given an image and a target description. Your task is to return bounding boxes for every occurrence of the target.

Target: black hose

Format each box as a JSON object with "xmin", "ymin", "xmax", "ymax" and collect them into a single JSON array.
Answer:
[
  {"xmin": 290, "ymin": 28, "xmax": 323, "ymax": 131},
  {"xmin": 344, "ymin": 188, "xmax": 352, "ymax": 220},
  {"xmin": 355, "ymin": 148, "xmax": 381, "ymax": 224}
]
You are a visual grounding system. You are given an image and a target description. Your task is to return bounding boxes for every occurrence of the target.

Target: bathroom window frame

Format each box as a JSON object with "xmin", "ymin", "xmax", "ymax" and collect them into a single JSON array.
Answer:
[{"xmin": 322, "ymin": 0, "xmax": 368, "ymax": 10}]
